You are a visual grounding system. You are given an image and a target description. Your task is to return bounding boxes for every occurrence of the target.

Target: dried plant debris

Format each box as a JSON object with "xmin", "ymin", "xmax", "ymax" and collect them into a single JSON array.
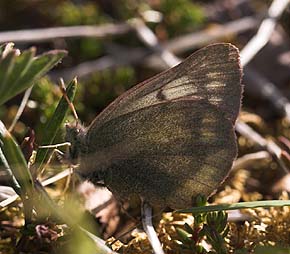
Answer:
[
  {"xmin": 2, "ymin": 0, "xmax": 290, "ymax": 253},
  {"xmin": 108, "ymin": 195, "xmax": 290, "ymax": 253},
  {"xmin": 228, "ymin": 194, "xmax": 290, "ymax": 252}
]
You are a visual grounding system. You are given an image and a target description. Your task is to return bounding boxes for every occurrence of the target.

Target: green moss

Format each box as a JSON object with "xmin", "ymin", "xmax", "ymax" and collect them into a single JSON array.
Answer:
[
  {"xmin": 54, "ymin": 2, "xmax": 108, "ymax": 26},
  {"xmin": 76, "ymin": 66, "xmax": 136, "ymax": 122},
  {"xmin": 159, "ymin": 0, "xmax": 205, "ymax": 36}
]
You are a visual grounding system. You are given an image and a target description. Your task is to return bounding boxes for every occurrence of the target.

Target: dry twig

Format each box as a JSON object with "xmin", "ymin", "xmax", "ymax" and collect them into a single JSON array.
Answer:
[
  {"xmin": 8, "ymin": 87, "xmax": 32, "ymax": 132},
  {"xmin": 236, "ymin": 121, "xmax": 289, "ymax": 173},
  {"xmin": 240, "ymin": 0, "xmax": 290, "ymax": 122},
  {"xmin": 244, "ymin": 67, "xmax": 290, "ymax": 122},
  {"xmin": 240, "ymin": 0, "xmax": 289, "ymax": 66},
  {"xmin": 232, "ymin": 151, "xmax": 271, "ymax": 171},
  {"xmin": 0, "ymin": 24, "xmax": 133, "ymax": 44},
  {"xmin": 0, "ymin": 168, "xmax": 73, "ymax": 208},
  {"xmin": 166, "ymin": 16, "xmax": 259, "ymax": 54},
  {"xmin": 50, "ymin": 15, "xmax": 259, "ymax": 81},
  {"xmin": 141, "ymin": 202, "xmax": 165, "ymax": 254}
]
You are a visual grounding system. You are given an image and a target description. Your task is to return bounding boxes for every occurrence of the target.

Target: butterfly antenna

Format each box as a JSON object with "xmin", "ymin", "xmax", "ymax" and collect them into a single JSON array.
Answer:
[{"xmin": 59, "ymin": 78, "xmax": 79, "ymax": 123}]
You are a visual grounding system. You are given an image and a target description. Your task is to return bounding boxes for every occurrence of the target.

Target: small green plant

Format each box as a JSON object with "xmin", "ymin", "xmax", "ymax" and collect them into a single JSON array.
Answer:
[
  {"xmin": 175, "ymin": 195, "xmax": 228, "ymax": 253},
  {"xmin": 0, "ymin": 43, "xmax": 112, "ymax": 254},
  {"xmin": 0, "ymin": 43, "xmax": 67, "ymax": 106},
  {"xmin": 0, "ymin": 43, "xmax": 68, "ymax": 223}
]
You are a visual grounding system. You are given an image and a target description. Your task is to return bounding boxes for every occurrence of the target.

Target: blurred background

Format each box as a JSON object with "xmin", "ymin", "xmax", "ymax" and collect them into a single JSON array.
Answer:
[
  {"xmin": 1, "ymin": 0, "xmax": 290, "ymax": 253},
  {"xmin": 1, "ymin": 0, "xmax": 281, "ymax": 140}
]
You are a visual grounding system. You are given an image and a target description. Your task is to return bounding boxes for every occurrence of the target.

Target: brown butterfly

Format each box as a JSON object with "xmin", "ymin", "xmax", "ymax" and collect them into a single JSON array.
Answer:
[{"xmin": 66, "ymin": 43, "xmax": 243, "ymax": 210}]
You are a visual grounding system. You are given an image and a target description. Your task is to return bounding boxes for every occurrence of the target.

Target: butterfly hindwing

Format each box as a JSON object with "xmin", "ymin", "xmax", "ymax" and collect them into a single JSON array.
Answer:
[{"xmin": 81, "ymin": 99, "xmax": 237, "ymax": 209}]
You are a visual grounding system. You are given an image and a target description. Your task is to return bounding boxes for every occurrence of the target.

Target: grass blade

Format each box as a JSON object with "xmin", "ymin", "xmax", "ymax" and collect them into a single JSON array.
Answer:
[
  {"xmin": 0, "ymin": 147, "xmax": 21, "ymax": 195},
  {"xmin": 34, "ymin": 78, "xmax": 77, "ymax": 173},
  {"xmin": 0, "ymin": 120, "xmax": 35, "ymax": 222},
  {"xmin": 0, "ymin": 121, "xmax": 33, "ymax": 194},
  {"xmin": 177, "ymin": 200, "xmax": 290, "ymax": 213}
]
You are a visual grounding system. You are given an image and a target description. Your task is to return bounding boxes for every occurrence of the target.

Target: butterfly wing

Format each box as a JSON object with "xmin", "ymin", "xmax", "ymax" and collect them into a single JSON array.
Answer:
[
  {"xmin": 79, "ymin": 43, "xmax": 242, "ymax": 209},
  {"xmin": 87, "ymin": 43, "xmax": 242, "ymax": 132},
  {"xmin": 81, "ymin": 99, "xmax": 237, "ymax": 209}
]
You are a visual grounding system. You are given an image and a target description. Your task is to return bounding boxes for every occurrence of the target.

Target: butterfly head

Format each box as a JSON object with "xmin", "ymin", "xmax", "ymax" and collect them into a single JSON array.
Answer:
[{"xmin": 65, "ymin": 122, "xmax": 86, "ymax": 164}]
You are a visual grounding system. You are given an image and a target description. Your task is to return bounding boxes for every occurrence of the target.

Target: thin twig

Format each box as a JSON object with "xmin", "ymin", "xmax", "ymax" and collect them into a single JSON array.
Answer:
[
  {"xmin": 244, "ymin": 67, "xmax": 290, "ymax": 122},
  {"xmin": 0, "ymin": 186, "xmax": 16, "ymax": 200},
  {"xmin": 38, "ymin": 142, "xmax": 71, "ymax": 149},
  {"xmin": 238, "ymin": 0, "xmax": 290, "ymax": 122},
  {"xmin": 234, "ymin": 0, "xmax": 290, "ymax": 122},
  {"xmin": 49, "ymin": 15, "xmax": 259, "ymax": 81},
  {"xmin": 234, "ymin": 0, "xmax": 290, "ymax": 173},
  {"xmin": 59, "ymin": 78, "xmax": 79, "ymax": 121},
  {"xmin": 50, "ymin": 47, "xmax": 149, "ymax": 81},
  {"xmin": 35, "ymin": 180, "xmax": 119, "ymax": 254},
  {"xmin": 141, "ymin": 201, "xmax": 165, "ymax": 254},
  {"xmin": 236, "ymin": 121, "xmax": 289, "ymax": 173},
  {"xmin": 41, "ymin": 168, "xmax": 72, "ymax": 186},
  {"xmin": 166, "ymin": 15, "xmax": 260, "ymax": 54},
  {"xmin": 0, "ymin": 193, "xmax": 18, "ymax": 208},
  {"xmin": 240, "ymin": 0, "xmax": 289, "ymax": 66},
  {"xmin": 0, "ymin": 168, "xmax": 73, "ymax": 208},
  {"xmin": 131, "ymin": 18, "xmax": 181, "ymax": 67},
  {"xmin": 232, "ymin": 151, "xmax": 271, "ymax": 170},
  {"xmin": 218, "ymin": 0, "xmax": 290, "ymax": 173},
  {"xmin": 8, "ymin": 87, "xmax": 33, "ymax": 132},
  {"xmin": 0, "ymin": 24, "xmax": 133, "ymax": 43}
]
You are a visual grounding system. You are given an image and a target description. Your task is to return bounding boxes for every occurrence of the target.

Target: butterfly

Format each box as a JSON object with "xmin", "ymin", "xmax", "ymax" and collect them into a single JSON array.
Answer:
[{"xmin": 66, "ymin": 43, "xmax": 243, "ymax": 210}]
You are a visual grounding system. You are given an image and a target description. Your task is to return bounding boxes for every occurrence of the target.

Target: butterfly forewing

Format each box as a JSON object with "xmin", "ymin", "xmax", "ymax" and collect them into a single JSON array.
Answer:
[{"xmin": 87, "ymin": 43, "xmax": 242, "ymax": 131}]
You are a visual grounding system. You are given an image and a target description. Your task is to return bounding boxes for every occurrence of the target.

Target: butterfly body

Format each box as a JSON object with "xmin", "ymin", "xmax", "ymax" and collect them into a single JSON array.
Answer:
[{"xmin": 66, "ymin": 43, "xmax": 242, "ymax": 210}]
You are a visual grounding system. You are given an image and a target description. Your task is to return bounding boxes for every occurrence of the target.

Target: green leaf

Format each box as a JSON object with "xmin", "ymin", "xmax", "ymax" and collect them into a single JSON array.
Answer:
[
  {"xmin": 0, "ymin": 147, "xmax": 21, "ymax": 195},
  {"xmin": 177, "ymin": 200, "xmax": 290, "ymax": 213},
  {"xmin": 0, "ymin": 44, "xmax": 67, "ymax": 105},
  {"xmin": 3, "ymin": 48, "xmax": 35, "ymax": 97},
  {"xmin": 34, "ymin": 182, "xmax": 114, "ymax": 253},
  {"xmin": 34, "ymin": 78, "xmax": 77, "ymax": 173},
  {"xmin": 17, "ymin": 49, "xmax": 67, "ymax": 88},
  {"xmin": 0, "ymin": 120, "xmax": 33, "ymax": 196},
  {"xmin": 184, "ymin": 222, "xmax": 194, "ymax": 234},
  {"xmin": 175, "ymin": 227, "xmax": 193, "ymax": 244},
  {"xmin": 0, "ymin": 50, "xmax": 17, "ymax": 96}
]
